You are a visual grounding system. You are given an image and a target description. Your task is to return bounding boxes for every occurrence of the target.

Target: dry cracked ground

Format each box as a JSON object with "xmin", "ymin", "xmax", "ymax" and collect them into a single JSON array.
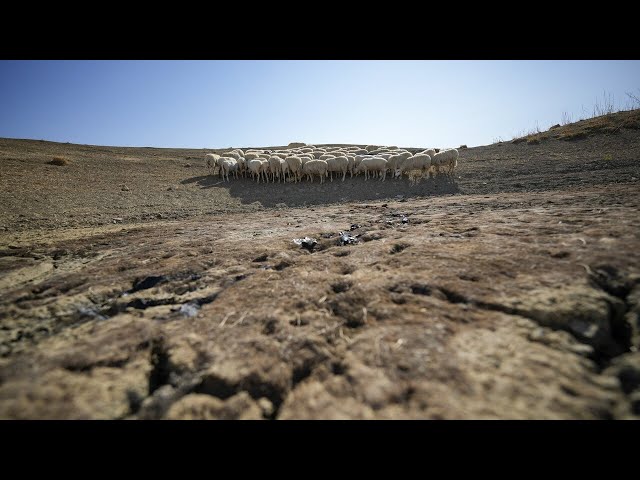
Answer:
[{"xmin": 1, "ymin": 117, "xmax": 640, "ymax": 419}]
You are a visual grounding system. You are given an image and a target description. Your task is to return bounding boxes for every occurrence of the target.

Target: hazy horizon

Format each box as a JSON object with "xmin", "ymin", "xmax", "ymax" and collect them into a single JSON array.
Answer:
[{"xmin": 1, "ymin": 60, "xmax": 639, "ymax": 150}]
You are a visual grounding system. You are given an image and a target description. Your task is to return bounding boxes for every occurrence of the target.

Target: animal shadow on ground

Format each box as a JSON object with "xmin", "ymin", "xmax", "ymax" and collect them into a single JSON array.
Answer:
[{"xmin": 182, "ymin": 173, "xmax": 460, "ymax": 207}]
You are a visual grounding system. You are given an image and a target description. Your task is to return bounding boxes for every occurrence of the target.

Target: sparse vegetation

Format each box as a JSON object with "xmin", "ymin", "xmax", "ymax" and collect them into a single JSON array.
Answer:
[
  {"xmin": 592, "ymin": 90, "xmax": 616, "ymax": 117},
  {"xmin": 559, "ymin": 131, "xmax": 589, "ymax": 141},
  {"xmin": 507, "ymin": 90, "xmax": 640, "ymax": 147},
  {"xmin": 48, "ymin": 156, "xmax": 69, "ymax": 166},
  {"xmin": 627, "ymin": 90, "xmax": 640, "ymax": 109},
  {"xmin": 459, "ymin": 145, "xmax": 468, "ymax": 149}
]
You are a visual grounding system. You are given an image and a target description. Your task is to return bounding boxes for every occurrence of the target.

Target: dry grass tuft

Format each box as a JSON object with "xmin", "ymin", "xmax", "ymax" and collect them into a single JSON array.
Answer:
[{"xmin": 48, "ymin": 156, "xmax": 70, "ymax": 166}]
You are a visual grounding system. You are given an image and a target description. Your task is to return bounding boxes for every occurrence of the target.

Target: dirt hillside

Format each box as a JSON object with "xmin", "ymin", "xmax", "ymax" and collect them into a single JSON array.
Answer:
[{"xmin": 1, "ymin": 110, "xmax": 639, "ymax": 419}]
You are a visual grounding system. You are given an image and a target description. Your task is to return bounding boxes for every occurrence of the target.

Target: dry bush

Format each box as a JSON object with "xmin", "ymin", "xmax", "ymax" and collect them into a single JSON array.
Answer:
[{"xmin": 48, "ymin": 156, "xmax": 69, "ymax": 166}]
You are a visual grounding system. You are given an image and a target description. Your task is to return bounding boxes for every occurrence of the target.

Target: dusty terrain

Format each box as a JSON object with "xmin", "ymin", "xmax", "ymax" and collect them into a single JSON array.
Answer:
[{"xmin": 1, "ymin": 111, "xmax": 640, "ymax": 419}]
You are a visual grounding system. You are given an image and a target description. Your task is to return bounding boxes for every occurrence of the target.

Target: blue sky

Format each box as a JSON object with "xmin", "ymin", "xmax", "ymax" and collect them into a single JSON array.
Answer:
[{"xmin": 1, "ymin": 60, "xmax": 638, "ymax": 149}]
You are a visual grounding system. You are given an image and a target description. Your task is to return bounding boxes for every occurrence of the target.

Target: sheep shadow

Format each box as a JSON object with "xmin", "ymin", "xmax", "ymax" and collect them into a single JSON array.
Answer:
[{"xmin": 182, "ymin": 173, "xmax": 461, "ymax": 207}]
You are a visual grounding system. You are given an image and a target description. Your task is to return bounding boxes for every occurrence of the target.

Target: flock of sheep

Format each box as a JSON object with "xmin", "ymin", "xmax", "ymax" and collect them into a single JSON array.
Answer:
[{"xmin": 204, "ymin": 145, "xmax": 459, "ymax": 183}]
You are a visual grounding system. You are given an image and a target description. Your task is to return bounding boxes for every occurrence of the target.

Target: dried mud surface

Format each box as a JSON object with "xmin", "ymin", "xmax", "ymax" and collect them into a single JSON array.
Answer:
[{"xmin": 1, "ymin": 132, "xmax": 639, "ymax": 419}]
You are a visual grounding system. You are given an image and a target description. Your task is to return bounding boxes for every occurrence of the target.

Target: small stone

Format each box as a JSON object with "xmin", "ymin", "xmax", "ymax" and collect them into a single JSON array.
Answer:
[
  {"xmin": 528, "ymin": 328, "xmax": 545, "ymax": 341},
  {"xmin": 568, "ymin": 343, "xmax": 594, "ymax": 357},
  {"xmin": 179, "ymin": 302, "xmax": 200, "ymax": 318},
  {"xmin": 258, "ymin": 398, "xmax": 274, "ymax": 418}
]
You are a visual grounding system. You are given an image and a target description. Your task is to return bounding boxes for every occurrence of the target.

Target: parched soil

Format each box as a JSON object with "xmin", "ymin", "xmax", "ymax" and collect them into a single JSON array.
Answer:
[{"xmin": 1, "ymin": 119, "xmax": 640, "ymax": 419}]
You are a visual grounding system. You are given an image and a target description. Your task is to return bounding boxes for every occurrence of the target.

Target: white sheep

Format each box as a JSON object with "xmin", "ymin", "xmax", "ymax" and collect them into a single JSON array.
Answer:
[
  {"xmin": 268, "ymin": 155, "xmax": 283, "ymax": 183},
  {"xmin": 385, "ymin": 153, "xmax": 407, "ymax": 178},
  {"xmin": 258, "ymin": 159, "xmax": 270, "ymax": 182},
  {"xmin": 354, "ymin": 154, "xmax": 371, "ymax": 173},
  {"xmin": 432, "ymin": 148, "xmax": 459, "ymax": 177},
  {"xmin": 285, "ymin": 156, "xmax": 303, "ymax": 183},
  {"xmin": 234, "ymin": 156, "xmax": 246, "ymax": 178},
  {"xmin": 319, "ymin": 153, "xmax": 336, "ymax": 161},
  {"xmin": 396, "ymin": 154, "xmax": 431, "ymax": 178},
  {"xmin": 302, "ymin": 159, "xmax": 328, "ymax": 183},
  {"xmin": 346, "ymin": 155, "xmax": 356, "ymax": 178},
  {"xmin": 325, "ymin": 156, "xmax": 349, "ymax": 182},
  {"xmin": 247, "ymin": 159, "xmax": 263, "ymax": 182},
  {"xmin": 279, "ymin": 158, "xmax": 290, "ymax": 183},
  {"xmin": 204, "ymin": 153, "xmax": 221, "ymax": 175},
  {"xmin": 220, "ymin": 158, "xmax": 239, "ymax": 182},
  {"xmin": 356, "ymin": 156, "xmax": 388, "ymax": 181},
  {"xmin": 244, "ymin": 152, "xmax": 261, "ymax": 161},
  {"xmin": 226, "ymin": 150, "xmax": 243, "ymax": 163}
]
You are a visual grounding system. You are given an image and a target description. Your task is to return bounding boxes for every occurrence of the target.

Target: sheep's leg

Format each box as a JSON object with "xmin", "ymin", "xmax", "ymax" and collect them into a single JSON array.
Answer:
[{"xmin": 342, "ymin": 170, "xmax": 346, "ymax": 182}]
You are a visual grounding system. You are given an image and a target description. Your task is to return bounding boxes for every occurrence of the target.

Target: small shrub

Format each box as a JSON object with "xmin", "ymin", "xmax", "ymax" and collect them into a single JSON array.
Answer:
[
  {"xmin": 603, "ymin": 154, "xmax": 613, "ymax": 161},
  {"xmin": 560, "ymin": 131, "xmax": 588, "ymax": 141},
  {"xmin": 459, "ymin": 144, "xmax": 467, "ymax": 149},
  {"xmin": 526, "ymin": 138, "xmax": 540, "ymax": 145},
  {"xmin": 48, "ymin": 156, "xmax": 69, "ymax": 166}
]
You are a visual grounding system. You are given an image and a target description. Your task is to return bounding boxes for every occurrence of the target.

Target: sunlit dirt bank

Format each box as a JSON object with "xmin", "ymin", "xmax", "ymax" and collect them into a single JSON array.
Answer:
[{"xmin": 1, "ymin": 113, "xmax": 639, "ymax": 419}]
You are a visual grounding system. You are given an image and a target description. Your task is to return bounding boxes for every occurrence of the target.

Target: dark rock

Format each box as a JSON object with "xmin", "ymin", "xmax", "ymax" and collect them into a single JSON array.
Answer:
[
  {"xmin": 131, "ymin": 275, "xmax": 168, "ymax": 292},
  {"xmin": 603, "ymin": 353, "xmax": 640, "ymax": 394},
  {"xmin": 337, "ymin": 232, "xmax": 359, "ymax": 246},
  {"xmin": 293, "ymin": 237, "xmax": 317, "ymax": 252}
]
